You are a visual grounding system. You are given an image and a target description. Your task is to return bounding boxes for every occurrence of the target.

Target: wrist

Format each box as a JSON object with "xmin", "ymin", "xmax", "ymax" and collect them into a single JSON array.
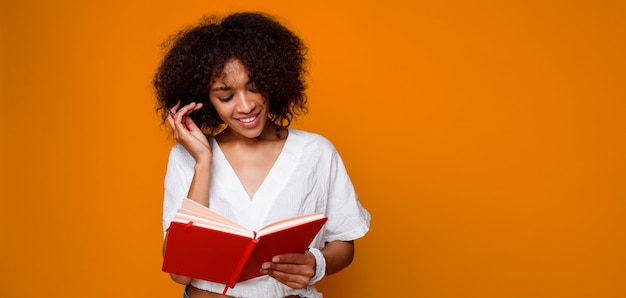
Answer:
[
  {"xmin": 307, "ymin": 247, "xmax": 326, "ymax": 285},
  {"xmin": 193, "ymin": 159, "xmax": 212, "ymax": 171}
]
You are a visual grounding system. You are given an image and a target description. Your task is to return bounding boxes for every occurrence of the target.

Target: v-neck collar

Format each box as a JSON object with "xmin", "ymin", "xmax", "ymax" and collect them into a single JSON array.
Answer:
[{"xmin": 210, "ymin": 129, "xmax": 303, "ymax": 205}]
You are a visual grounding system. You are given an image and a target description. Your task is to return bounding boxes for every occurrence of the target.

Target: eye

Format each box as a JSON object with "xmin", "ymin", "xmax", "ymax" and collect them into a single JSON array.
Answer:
[
  {"xmin": 249, "ymin": 82, "xmax": 260, "ymax": 93},
  {"xmin": 217, "ymin": 95, "xmax": 233, "ymax": 102}
]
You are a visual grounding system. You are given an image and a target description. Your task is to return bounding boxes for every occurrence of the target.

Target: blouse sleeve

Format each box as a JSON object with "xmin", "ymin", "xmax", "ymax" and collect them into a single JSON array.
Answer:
[
  {"xmin": 162, "ymin": 144, "xmax": 195, "ymax": 233},
  {"xmin": 321, "ymin": 145, "xmax": 371, "ymax": 243}
]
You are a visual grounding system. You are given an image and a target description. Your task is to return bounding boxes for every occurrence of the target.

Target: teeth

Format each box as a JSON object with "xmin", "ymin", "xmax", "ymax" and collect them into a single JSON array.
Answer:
[{"xmin": 239, "ymin": 116, "xmax": 256, "ymax": 123}]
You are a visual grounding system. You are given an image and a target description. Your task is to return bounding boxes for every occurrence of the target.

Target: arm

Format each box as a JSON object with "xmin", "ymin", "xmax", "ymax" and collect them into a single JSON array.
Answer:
[
  {"xmin": 260, "ymin": 139, "xmax": 368, "ymax": 289},
  {"xmin": 320, "ymin": 240, "xmax": 354, "ymax": 275},
  {"xmin": 260, "ymin": 240, "xmax": 355, "ymax": 289},
  {"xmin": 166, "ymin": 101, "xmax": 212, "ymax": 205},
  {"xmin": 163, "ymin": 101, "xmax": 212, "ymax": 284}
]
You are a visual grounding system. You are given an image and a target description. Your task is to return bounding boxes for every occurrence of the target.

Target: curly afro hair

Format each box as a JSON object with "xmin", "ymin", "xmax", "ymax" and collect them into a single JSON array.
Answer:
[{"xmin": 153, "ymin": 12, "xmax": 309, "ymax": 135}]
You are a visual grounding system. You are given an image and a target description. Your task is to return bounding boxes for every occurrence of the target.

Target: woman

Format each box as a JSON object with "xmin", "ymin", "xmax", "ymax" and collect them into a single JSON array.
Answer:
[{"xmin": 154, "ymin": 12, "xmax": 370, "ymax": 298}]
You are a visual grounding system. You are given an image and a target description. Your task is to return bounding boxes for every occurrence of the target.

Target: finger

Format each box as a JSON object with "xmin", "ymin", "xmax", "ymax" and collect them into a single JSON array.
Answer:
[
  {"xmin": 178, "ymin": 102, "xmax": 199, "ymax": 116},
  {"xmin": 266, "ymin": 269, "xmax": 310, "ymax": 289},
  {"xmin": 272, "ymin": 253, "xmax": 307, "ymax": 264},
  {"xmin": 174, "ymin": 104, "xmax": 206, "ymax": 144},
  {"xmin": 172, "ymin": 102, "xmax": 202, "ymax": 119},
  {"xmin": 276, "ymin": 263, "xmax": 314, "ymax": 276},
  {"xmin": 190, "ymin": 102, "xmax": 203, "ymax": 111},
  {"xmin": 166, "ymin": 112, "xmax": 175, "ymax": 128},
  {"xmin": 170, "ymin": 102, "xmax": 206, "ymax": 144},
  {"xmin": 175, "ymin": 103, "xmax": 199, "ymax": 129},
  {"xmin": 183, "ymin": 115, "xmax": 201, "ymax": 131},
  {"xmin": 182, "ymin": 103, "xmax": 203, "ymax": 129},
  {"xmin": 170, "ymin": 101, "xmax": 181, "ymax": 114},
  {"xmin": 173, "ymin": 102, "xmax": 196, "ymax": 128},
  {"xmin": 261, "ymin": 260, "xmax": 315, "ymax": 279},
  {"xmin": 166, "ymin": 101, "xmax": 181, "ymax": 129}
]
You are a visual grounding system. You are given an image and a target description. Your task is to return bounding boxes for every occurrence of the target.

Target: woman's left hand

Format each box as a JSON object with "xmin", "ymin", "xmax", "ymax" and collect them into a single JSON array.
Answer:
[
  {"xmin": 261, "ymin": 241, "xmax": 354, "ymax": 289},
  {"xmin": 260, "ymin": 252, "xmax": 317, "ymax": 289}
]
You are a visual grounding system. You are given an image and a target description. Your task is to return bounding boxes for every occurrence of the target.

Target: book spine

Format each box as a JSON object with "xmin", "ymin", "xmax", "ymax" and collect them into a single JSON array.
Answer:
[{"xmin": 223, "ymin": 237, "xmax": 258, "ymax": 295}]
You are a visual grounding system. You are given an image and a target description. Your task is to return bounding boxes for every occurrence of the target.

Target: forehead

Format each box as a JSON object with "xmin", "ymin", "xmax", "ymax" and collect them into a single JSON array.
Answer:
[{"xmin": 211, "ymin": 59, "xmax": 250, "ymax": 85}]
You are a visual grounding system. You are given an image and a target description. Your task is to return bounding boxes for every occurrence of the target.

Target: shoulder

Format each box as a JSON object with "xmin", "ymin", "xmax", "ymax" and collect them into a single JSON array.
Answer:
[
  {"xmin": 167, "ymin": 143, "xmax": 196, "ymax": 168},
  {"xmin": 289, "ymin": 129, "xmax": 337, "ymax": 152},
  {"xmin": 169, "ymin": 143, "xmax": 190, "ymax": 158},
  {"xmin": 288, "ymin": 129, "xmax": 340, "ymax": 161}
]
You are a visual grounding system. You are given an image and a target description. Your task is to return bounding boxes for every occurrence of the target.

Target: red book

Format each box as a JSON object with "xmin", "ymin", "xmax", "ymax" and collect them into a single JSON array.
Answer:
[{"xmin": 162, "ymin": 199, "xmax": 327, "ymax": 294}]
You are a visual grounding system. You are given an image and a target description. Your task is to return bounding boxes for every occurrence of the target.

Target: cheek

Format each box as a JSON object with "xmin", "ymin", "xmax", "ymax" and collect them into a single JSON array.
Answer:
[
  {"xmin": 209, "ymin": 102, "xmax": 230, "ymax": 120},
  {"xmin": 215, "ymin": 107, "xmax": 230, "ymax": 120}
]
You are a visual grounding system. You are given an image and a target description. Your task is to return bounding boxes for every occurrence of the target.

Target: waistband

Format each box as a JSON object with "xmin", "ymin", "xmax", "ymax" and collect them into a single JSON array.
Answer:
[{"xmin": 185, "ymin": 285, "xmax": 301, "ymax": 298}]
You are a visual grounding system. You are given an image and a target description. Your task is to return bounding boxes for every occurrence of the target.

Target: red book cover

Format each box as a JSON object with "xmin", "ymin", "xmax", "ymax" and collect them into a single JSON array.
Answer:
[{"xmin": 162, "ymin": 199, "xmax": 327, "ymax": 292}]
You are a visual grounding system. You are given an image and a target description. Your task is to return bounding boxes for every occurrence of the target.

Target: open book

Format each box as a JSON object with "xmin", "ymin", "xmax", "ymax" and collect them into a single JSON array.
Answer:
[{"xmin": 162, "ymin": 198, "xmax": 328, "ymax": 294}]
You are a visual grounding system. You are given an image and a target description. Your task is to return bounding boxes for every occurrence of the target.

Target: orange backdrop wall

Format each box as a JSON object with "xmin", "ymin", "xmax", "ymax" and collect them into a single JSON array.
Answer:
[{"xmin": 1, "ymin": 1, "xmax": 625, "ymax": 297}]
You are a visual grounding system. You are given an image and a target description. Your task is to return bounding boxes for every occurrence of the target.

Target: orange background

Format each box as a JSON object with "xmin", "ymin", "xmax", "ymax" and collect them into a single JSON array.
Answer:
[{"xmin": 1, "ymin": 0, "xmax": 625, "ymax": 297}]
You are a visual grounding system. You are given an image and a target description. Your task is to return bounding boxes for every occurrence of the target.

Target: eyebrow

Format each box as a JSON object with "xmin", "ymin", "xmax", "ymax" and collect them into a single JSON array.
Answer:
[
  {"xmin": 210, "ymin": 78, "xmax": 255, "ymax": 92},
  {"xmin": 210, "ymin": 85, "xmax": 231, "ymax": 92}
]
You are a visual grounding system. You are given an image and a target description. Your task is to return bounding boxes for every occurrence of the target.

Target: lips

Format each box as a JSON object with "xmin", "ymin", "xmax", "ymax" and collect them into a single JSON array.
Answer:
[
  {"xmin": 238, "ymin": 115, "xmax": 256, "ymax": 123},
  {"xmin": 236, "ymin": 113, "xmax": 261, "ymax": 128}
]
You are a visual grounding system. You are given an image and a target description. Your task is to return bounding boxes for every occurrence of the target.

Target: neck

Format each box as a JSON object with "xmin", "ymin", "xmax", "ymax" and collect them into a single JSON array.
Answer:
[{"xmin": 217, "ymin": 121, "xmax": 286, "ymax": 144}]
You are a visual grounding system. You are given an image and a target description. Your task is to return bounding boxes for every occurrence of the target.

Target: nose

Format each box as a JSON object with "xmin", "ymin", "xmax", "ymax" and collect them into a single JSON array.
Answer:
[{"xmin": 235, "ymin": 92, "xmax": 255, "ymax": 114}]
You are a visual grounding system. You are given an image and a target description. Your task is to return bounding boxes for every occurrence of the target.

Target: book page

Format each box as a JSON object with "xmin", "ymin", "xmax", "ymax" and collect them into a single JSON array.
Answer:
[
  {"xmin": 175, "ymin": 199, "xmax": 252, "ymax": 237},
  {"xmin": 257, "ymin": 213, "xmax": 326, "ymax": 237}
]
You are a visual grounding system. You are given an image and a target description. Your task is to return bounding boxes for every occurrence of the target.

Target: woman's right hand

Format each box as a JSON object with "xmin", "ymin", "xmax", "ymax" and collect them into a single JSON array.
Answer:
[{"xmin": 167, "ymin": 101, "xmax": 212, "ymax": 163}]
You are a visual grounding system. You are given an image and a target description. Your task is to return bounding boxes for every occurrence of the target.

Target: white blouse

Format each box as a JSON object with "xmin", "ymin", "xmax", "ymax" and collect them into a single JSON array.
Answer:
[{"xmin": 162, "ymin": 129, "xmax": 371, "ymax": 298}]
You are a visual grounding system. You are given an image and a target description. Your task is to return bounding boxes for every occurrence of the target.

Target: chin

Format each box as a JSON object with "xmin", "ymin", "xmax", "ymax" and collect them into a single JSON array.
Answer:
[
  {"xmin": 231, "ymin": 126, "xmax": 264, "ymax": 139},
  {"xmin": 228, "ymin": 117, "xmax": 269, "ymax": 139}
]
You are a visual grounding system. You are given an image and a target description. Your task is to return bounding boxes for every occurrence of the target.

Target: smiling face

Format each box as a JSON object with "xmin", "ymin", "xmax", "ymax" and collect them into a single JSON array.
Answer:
[{"xmin": 209, "ymin": 58, "xmax": 271, "ymax": 140}]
